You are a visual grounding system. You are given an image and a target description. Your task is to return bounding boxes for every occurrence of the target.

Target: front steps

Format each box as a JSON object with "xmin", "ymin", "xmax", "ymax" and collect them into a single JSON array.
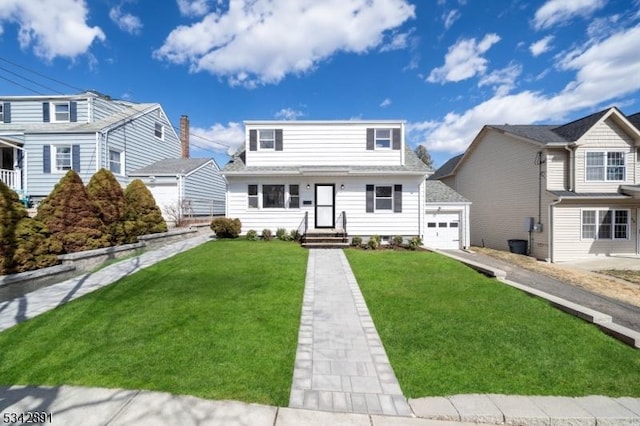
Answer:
[{"xmin": 301, "ymin": 229, "xmax": 349, "ymax": 249}]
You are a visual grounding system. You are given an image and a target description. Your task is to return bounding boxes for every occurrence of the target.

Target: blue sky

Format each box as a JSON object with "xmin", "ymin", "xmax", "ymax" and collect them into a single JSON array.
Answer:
[{"xmin": 1, "ymin": 0, "xmax": 639, "ymax": 169}]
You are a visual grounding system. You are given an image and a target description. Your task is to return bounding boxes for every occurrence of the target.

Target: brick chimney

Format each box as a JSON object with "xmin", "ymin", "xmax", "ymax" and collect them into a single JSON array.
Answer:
[{"xmin": 180, "ymin": 115, "xmax": 190, "ymax": 159}]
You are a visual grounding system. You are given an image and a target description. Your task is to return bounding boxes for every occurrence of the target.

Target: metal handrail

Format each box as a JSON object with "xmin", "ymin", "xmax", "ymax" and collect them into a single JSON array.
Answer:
[
  {"xmin": 337, "ymin": 211, "xmax": 347, "ymax": 242},
  {"xmin": 297, "ymin": 211, "xmax": 308, "ymax": 239}
]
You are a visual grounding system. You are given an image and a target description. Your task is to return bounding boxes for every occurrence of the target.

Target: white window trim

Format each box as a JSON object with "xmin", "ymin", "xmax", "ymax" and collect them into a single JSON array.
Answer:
[
  {"xmin": 580, "ymin": 208, "xmax": 630, "ymax": 240},
  {"xmin": 109, "ymin": 149, "xmax": 124, "ymax": 175},
  {"xmin": 248, "ymin": 184, "xmax": 300, "ymax": 210},
  {"xmin": 374, "ymin": 184, "xmax": 393, "ymax": 212},
  {"xmin": 53, "ymin": 145, "xmax": 72, "ymax": 173},
  {"xmin": 374, "ymin": 128, "xmax": 392, "ymax": 150},
  {"xmin": 154, "ymin": 122, "xmax": 165, "ymax": 140},
  {"xmin": 0, "ymin": 104, "xmax": 3, "ymax": 122},
  {"xmin": 248, "ymin": 184, "xmax": 259, "ymax": 209},
  {"xmin": 258, "ymin": 129, "xmax": 276, "ymax": 151},
  {"xmin": 584, "ymin": 150, "xmax": 627, "ymax": 182},
  {"xmin": 50, "ymin": 101, "xmax": 70, "ymax": 123}
]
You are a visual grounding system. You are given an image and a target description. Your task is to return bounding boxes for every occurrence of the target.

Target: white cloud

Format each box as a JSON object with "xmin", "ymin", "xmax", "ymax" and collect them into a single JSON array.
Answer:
[
  {"xmin": 443, "ymin": 9, "xmax": 460, "ymax": 30},
  {"xmin": 410, "ymin": 25, "xmax": 640, "ymax": 155},
  {"xmin": 533, "ymin": 0, "xmax": 606, "ymax": 30},
  {"xmin": 478, "ymin": 63, "xmax": 522, "ymax": 96},
  {"xmin": 380, "ymin": 98, "xmax": 392, "ymax": 108},
  {"xmin": 0, "ymin": 0, "xmax": 105, "ymax": 60},
  {"xmin": 427, "ymin": 33, "xmax": 501, "ymax": 83},
  {"xmin": 177, "ymin": 0, "xmax": 210, "ymax": 17},
  {"xmin": 275, "ymin": 108, "xmax": 304, "ymax": 120},
  {"xmin": 529, "ymin": 35, "xmax": 554, "ymax": 56},
  {"xmin": 380, "ymin": 29, "xmax": 413, "ymax": 52},
  {"xmin": 154, "ymin": 0, "xmax": 415, "ymax": 87},
  {"xmin": 191, "ymin": 122, "xmax": 245, "ymax": 156},
  {"xmin": 109, "ymin": 6, "xmax": 143, "ymax": 35}
]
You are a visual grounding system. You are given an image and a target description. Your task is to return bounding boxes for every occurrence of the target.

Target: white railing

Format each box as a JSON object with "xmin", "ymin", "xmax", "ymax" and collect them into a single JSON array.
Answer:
[{"xmin": 0, "ymin": 168, "xmax": 20, "ymax": 190}]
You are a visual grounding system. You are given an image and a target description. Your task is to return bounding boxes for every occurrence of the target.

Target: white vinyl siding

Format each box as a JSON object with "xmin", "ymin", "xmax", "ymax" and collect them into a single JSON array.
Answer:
[
  {"xmin": 182, "ymin": 161, "xmax": 226, "ymax": 216},
  {"xmin": 227, "ymin": 176, "xmax": 423, "ymax": 237},
  {"xmin": 245, "ymin": 123, "xmax": 404, "ymax": 167},
  {"xmin": 574, "ymin": 118, "xmax": 634, "ymax": 192},
  {"xmin": 546, "ymin": 149, "xmax": 568, "ymax": 191},
  {"xmin": 552, "ymin": 203, "xmax": 637, "ymax": 261}
]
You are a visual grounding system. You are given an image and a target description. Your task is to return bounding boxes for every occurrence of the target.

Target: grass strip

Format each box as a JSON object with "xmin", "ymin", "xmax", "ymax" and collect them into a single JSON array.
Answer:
[
  {"xmin": 0, "ymin": 240, "xmax": 308, "ymax": 406},
  {"xmin": 344, "ymin": 249, "xmax": 640, "ymax": 397}
]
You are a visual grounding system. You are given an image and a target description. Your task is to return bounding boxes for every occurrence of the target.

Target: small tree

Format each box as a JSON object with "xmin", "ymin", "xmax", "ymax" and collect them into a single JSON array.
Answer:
[
  {"xmin": 414, "ymin": 145, "xmax": 434, "ymax": 169},
  {"xmin": 13, "ymin": 218, "xmax": 62, "ymax": 272},
  {"xmin": 36, "ymin": 170, "xmax": 109, "ymax": 253},
  {"xmin": 0, "ymin": 182, "xmax": 26, "ymax": 274},
  {"xmin": 124, "ymin": 179, "xmax": 168, "ymax": 237},
  {"xmin": 87, "ymin": 168, "xmax": 128, "ymax": 245}
]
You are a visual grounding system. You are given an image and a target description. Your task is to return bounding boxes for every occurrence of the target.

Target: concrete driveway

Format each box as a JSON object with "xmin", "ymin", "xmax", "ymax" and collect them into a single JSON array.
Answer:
[{"xmin": 558, "ymin": 254, "xmax": 640, "ymax": 271}]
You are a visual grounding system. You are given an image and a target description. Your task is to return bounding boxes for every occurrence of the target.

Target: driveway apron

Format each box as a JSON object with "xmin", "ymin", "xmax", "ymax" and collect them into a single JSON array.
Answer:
[{"xmin": 288, "ymin": 249, "xmax": 411, "ymax": 416}]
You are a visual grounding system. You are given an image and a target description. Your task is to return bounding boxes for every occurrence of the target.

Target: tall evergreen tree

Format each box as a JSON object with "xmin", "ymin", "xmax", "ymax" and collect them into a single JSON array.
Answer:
[
  {"xmin": 414, "ymin": 145, "xmax": 434, "ymax": 169},
  {"xmin": 36, "ymin": 170, "xmax": 109, "ymax": 253},
  {"xmin": 0, "ymin": 182, "xmax": 25, "ymax": 274},
  {"xmin": 124, "ymin": 179, "xmax": 168, "ymax": 237},
  {"xmin": 87, "ymin": 168, "xmax": 128, "ymax": 245}
]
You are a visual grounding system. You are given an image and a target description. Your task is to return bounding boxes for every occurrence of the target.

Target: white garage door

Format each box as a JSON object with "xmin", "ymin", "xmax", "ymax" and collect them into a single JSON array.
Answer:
[
  {"xmin": 425, "ymin": 213, "xmax": 460, "ymax": 249},
  {"xmin": 147, "ymin": 183, "xmax": 179, "ymax": 220}
]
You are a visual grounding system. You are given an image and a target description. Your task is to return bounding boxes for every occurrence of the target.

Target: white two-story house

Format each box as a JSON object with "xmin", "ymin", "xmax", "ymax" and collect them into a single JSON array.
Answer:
[
  {"xmin": 0, "ymin": 91, "xmax": 183, "ymax": 204},
  {"xmin": 222, "ymin": 120, "xmax": 433, "ymax": 243},
  {"xmin": 432, "ymin": 107, "xmax": 640, "ymax": 262}
]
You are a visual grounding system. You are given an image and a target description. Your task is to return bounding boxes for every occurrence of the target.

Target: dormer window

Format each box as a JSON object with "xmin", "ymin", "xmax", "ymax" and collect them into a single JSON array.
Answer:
[
  {"xmin": 375, "ymin": 129, "xmax": 391, "ymax": 149},
  {"xmin": 52, "ymin": 102, "xmax": 70, "ymax": 122},
  {"xmin": 259, "ymin": 129, "xmax": 275, "ymax": 150}
]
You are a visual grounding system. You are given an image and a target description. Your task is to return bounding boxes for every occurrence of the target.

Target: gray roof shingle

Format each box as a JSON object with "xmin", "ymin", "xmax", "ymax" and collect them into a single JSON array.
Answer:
[
  {"xmin": 129, "ymin": 158, "xmax": 212, "ymax": 176},
  {"xmin": 425, "ymin": 180, "xmax": 470, "ymax": 203},
  {"xmin": 429, "ymin": 154, "xmax": 463, "ymax": 180}
]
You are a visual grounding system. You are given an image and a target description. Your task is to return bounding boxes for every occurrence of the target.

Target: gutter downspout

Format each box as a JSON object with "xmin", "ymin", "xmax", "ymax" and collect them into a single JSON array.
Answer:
[
  {"xmin": 564, "ymin": 145, "xmax": 575, "ymax": 192},
  {"xmin": 548, "ymin": 197, "xmax": 563, "ymax": 262}
]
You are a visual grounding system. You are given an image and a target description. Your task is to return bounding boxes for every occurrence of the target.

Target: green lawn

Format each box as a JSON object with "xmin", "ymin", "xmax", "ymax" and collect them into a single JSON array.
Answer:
[
  {"xmin": 344, "ymin": 249, "xmax": 640, "ymax": 397},
  {"xmin": 0, "ymin": 240, "xmax": 308, "ymax": 406}
]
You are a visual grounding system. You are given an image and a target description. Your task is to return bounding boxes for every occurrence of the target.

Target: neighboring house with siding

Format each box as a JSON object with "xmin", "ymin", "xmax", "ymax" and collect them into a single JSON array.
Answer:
[
  {"xmin": 129, "ymin": 157, "xmax": 226, "ymax": 223},
  {"xmin": 0, "ymin": 91, "xmax": 182, "ymax": 204},
  {"xmin": 222, "ymin": 120, "xmax": 432, "ymax": 243},
  {"xmin": 432, "ymin": 107, "xmax": 640, "ymax": 262}
]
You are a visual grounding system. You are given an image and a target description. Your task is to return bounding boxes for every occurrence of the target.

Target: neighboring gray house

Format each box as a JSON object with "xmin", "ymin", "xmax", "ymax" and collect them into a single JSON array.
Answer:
[
  {"xmin": 0, "ymin": 91, "xmax": 181, "ymax": 203},
  {"xmin": 129, "ymin": 157, "xmax": 226, "ymax": 223},
  {"xmin": 432, "ymin": 107, "xmax": 640, "ymax": 262}
]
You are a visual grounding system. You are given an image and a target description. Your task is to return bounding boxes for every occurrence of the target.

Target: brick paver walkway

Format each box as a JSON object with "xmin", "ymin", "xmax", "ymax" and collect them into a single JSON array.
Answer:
[{"xmin": 288, "ymin": 249, "xmax": 411, "ymax": 416}]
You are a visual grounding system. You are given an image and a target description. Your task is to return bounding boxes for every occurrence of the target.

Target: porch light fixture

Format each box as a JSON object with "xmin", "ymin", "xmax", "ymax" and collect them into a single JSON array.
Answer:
[
  {"xmin": 340, "ymin": 184, "xmax": 345, "ymax": 190},
  {"xmin": 306, "ymin": 184, "xmax": 310, "ymax": 189}
]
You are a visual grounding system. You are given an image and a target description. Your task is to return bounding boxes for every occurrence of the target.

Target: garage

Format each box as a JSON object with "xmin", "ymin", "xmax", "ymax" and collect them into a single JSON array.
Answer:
[
  {"xmin": 425, "ymin": 212, "xmax": 461, "ymax": 250},
  {"xmin": 424, "ymin": 180, "xmax": 471, "ymax": 250}
]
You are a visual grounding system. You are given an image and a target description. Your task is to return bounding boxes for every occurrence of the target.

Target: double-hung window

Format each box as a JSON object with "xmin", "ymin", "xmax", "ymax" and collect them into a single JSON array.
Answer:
[
  {"xmin": 374, "ymin": 129, "xmax": 391, "ymax": 149},
  {"xmin": 155, "ymin": 122, "xmax": 164, "ymax": 140},
  {"xmin": 375, "ymin": 185, "xmax": 393, "ymax": 210},
  {"xmin": 248, "ymin": 185, "xmax": 259, "ymax": 208},
  {"xmin": 259, "ymin": 129, "xmax": 275, "ymax": 150},
  {"xmin": 52, "ymin": 102, "xmax": 70, "ymax": 122},
  {"xmin": 109, "ymin": 150, "xmax": 122, "ymax": 175},
  {"xmin": 582, "ymin": 209, "xmax": 628, "ymax": 240},
  {"xmin": 54, "ymin": 146, "xmax": 72, "ymax": 171},
  {"xmin": 585, "ymin": 151, "xmax": 626, "ymax": 181},
  {"xmin": 0, "ymin": 103, "xmax": 4, "ymax": 122},
  {"xmin": 289, "ymin": 184, "xmax": 300, "ymax": 208}
]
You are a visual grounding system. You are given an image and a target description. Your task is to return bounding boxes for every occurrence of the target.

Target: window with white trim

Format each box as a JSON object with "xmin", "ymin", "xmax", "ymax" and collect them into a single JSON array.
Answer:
[
  {"xmin": 54, "ymin": 145, "xmax": 72, "ymax": 171},
  {"xmin": 289, "ymin": 184, "xmax": 300, "ymax": 209},
  {"xmin": 585, "ymin": 151, "xmax": 626, "ymax": 181},
  {"xmin": 51, "ymin": 102, "xmax": 70, "ymax": 122},
  {"xmin": 248, "ymin": 185, "xmax": 258, "ymax": 208},
  {"xmin": 263, "ymin": 184, "xmax": 285, "ymax": 208},
  {"xmin": 109, "ymin": 150, "xmax": 123, "ymax": 175},
  {"xmin": 374, "ymin": 129, "xmax": 391, "ymax": 149},
  {"xmin": 154, "ymin": 122, "xmax": 164, "ymax": 139},
  {"xmin": 581, "ymin": 209, "xmax": 628, "ymax": 240},
  {"xmin": 258, "ymin": 129, "xmax": 275, "ymax": 150},
  {"xmin": 375, "ymin": 185, "xmax": 393, "ymax": 210},
  {"xmin": 0, "ymin": 103, "xmax": 3, "ymax": 122}
]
